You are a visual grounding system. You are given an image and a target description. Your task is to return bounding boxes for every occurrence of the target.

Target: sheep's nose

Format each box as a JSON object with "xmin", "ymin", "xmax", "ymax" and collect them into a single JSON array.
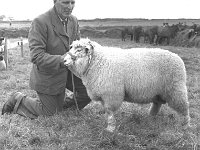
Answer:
[{"xmin": 64, "ymin": 54, "xmax": 74, "ymax": 66}]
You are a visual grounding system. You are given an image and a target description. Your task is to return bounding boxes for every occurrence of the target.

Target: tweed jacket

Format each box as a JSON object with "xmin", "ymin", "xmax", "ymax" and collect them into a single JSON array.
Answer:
[{"xmin": 28, "ymin": 7, "xmax": 80, "ymax": 95}]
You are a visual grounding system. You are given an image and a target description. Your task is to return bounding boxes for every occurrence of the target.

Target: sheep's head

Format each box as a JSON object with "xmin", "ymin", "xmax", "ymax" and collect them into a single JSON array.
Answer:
[{"xmin": 64, "ymin": 38, "xmax": 95, "ymax": 76}]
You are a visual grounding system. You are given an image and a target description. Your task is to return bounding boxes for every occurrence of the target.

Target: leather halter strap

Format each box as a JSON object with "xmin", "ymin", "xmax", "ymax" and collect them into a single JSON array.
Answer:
[{"xmin": 67, "ymin": 51, "xmax": 93, "ymax": 76}]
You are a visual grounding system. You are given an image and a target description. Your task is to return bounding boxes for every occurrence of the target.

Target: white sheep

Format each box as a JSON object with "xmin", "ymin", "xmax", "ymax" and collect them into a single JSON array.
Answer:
[
  {"xmin": 0, "ymin": 55, "xmax": 6, "ymax": 71},
  {"xmin": 64, "ymin": 38, "xmax": 190, "ymax": 132}
]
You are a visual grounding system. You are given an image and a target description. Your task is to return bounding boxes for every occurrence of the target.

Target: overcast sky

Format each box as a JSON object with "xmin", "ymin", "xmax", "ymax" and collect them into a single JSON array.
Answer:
[{"xmin": 0, "ymin": 0, "xmax": 199, "ymax": 20}]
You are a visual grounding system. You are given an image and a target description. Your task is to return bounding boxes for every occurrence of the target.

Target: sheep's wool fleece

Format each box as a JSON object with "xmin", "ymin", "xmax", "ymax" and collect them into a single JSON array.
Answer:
[
  {"xmin": 80, "ymin": 43, "xmax": 186, "ymax": 104},
  {"xmin": 0, "ymin": 59, "xmax": 6, "ymax": 71}
]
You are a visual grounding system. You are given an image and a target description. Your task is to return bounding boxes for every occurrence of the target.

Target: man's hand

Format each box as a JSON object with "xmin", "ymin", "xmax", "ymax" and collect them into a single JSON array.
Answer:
[{"xmin": 60, "ymin": 53, "xmax": 68, "ymax": 67}]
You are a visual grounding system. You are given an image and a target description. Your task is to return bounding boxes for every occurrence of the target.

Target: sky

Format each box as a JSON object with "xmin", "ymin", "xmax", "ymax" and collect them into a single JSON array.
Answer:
[{"xmin": 0, "ymin": 0, "xmax": 199, "ymax": 20}]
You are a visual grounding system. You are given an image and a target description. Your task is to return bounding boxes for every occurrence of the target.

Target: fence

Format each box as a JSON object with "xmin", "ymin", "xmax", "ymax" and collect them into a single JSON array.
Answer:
[{"xmin": 0, "ymin": 37, "xmax": 25, "ymax": 70}]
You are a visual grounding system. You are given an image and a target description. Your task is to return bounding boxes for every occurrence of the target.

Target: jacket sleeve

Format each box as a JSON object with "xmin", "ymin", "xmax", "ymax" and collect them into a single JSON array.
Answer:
[{"xmin": 28, "ymin": 18, "xmax": 64, "ymax": 72}]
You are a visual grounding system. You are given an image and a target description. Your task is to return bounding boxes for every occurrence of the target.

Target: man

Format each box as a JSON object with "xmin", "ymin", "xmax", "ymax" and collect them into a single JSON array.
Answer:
[{"xmin": 2, "ymin": 0, "xmax": 91, "ymax": 119}]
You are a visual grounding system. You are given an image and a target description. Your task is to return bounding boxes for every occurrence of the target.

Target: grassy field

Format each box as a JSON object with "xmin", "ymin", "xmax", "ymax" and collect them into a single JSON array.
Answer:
[
  {"xmin": 1, "ymin": 18, "xmax": 200, "ymax": 29},
  {"xmin": 0, "ymin": 38, "xmax": 200, "ymax": 150}
]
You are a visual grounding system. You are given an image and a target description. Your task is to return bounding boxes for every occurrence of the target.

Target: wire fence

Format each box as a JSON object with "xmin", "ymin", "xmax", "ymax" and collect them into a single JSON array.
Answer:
[{"xmin": 0, "ymin": 37, "xmax": 28, "ymax": 70}]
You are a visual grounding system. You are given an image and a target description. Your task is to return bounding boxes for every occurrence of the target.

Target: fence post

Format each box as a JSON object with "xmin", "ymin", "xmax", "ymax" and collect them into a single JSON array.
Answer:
[
  {"xmin": 20, "ymin": 37, "xmax": 24, "ymax": 57},
  {"xmin": 4, "ymin": 38, "xmax": 8, "ymax": 69}
]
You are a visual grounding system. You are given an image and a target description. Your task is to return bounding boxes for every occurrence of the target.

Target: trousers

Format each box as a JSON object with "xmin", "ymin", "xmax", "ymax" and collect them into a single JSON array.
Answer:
[{"xmin": 15, "ymin": 72, "xmax": 91, "ymax": 119}]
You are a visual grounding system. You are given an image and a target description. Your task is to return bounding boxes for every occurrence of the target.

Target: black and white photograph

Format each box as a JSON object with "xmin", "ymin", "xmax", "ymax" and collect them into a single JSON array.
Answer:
[{"xmin": 0, "ymin": 0, "xmax": 200, "ymax": 149}]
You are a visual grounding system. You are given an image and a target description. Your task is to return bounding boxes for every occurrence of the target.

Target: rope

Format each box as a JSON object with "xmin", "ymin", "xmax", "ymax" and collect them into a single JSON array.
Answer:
[{"xmin": 71, "ymin": 71, "xmax": 81, "ymax": 115}]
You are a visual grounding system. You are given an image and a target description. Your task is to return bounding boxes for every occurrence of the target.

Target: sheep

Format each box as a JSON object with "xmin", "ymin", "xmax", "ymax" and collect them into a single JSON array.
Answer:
[
  {"xmin": 0, "ymin": 55, "xmax": 6, "ymax": 71},
  {"xmin": 64, "ymin": 38, "xmax": 190, "ymax": 133}
]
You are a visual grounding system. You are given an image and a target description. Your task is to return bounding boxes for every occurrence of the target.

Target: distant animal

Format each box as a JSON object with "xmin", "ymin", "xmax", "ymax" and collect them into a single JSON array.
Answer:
[
  {"xmin": 142, "ymin": 26, "xmax": 158, "ymax": 44},
  {"xmin": 64, "ymin": 38, "xmax": 190, "ymax": 133},
  {"xmin": 189, "ymin": 33, "xmax": 200, "ymax": 48},
  {"xmin": 155, "ymin": 24, "xmax": 181, "ymax": 45},
  {"xmin": 162, "ymin": 22, "xmax": 169, "ymax": 27},
  {"xmin": 189, "ymin": 23, "xmax": 200, "ymax": 35},
  {"xmin": 0, "ymin": 55, "xmax": 6, "ymax": 71},
  {"xmin": 121, "ymin": 27, "xmax": 134, "ymax": 41},
  {"xmin": 132, "ymin": 26, "xmax": 143, "ymax": 43},
  {"xmin": 0, "ymin": 37, "xmax": 4, "ymax": 46}
]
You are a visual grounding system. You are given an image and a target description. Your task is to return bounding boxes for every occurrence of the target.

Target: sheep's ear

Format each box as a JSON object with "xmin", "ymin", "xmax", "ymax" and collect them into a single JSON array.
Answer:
[
  {"xmin": 89, "ymin": 41, "xmax": 95, "ymax": 50},
  {"xmin": 85, "ymin": 41, "xmax": 94, "ymax": 55},
  {"xmin": 85, "ymin": 47, "xmax": 90, "ymax": 54}
]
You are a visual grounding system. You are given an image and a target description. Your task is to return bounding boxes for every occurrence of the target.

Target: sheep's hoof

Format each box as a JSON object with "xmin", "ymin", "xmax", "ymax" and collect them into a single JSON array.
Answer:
[
  {"xmin": 181, "ymin": 123, "xmax": 196, "ymax": 133},
  {"xmin": 180, "ymin": 116, "xmax": 191, "ymax": 131},
  {"xmin": 101, "ymin": 130, "xmax": 136, "ymax": 146}
]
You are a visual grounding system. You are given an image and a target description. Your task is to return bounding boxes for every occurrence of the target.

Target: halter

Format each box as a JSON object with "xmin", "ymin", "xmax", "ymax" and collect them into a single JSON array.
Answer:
[{"xmin": 67, "ymin": 50, "xmax": 93, "ymax": 76}]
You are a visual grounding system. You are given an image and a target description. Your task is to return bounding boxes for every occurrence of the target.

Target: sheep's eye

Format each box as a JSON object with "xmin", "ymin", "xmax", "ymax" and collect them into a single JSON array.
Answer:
[
  {"xmin": 77, "ymin": 49, "xmax": 82, "ymax": 52},
  {"xmin": 69, "ymin": 46, "xmax": 72, "ymax": 49},
  {"xmin": 85, "ymin": 48, "xmax": 89, "ymax": 53},
  {"xmin": 75, "ymin": 49, "xmax": 82, "ymax": 54}
]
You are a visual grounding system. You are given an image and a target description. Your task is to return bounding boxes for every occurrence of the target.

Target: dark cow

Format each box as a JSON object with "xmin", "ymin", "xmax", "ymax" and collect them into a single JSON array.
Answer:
[
  {"xmin": 142, "ymin": 26, "xmax": 158, "ymax": 44},
  {"xmin": 121, "ymin": 26, "xmax": 143, "ymax": 42},
  {"xmin": 121, "ymin": 27, "xmax": 134, "ymax": 41},
  {"xmin": 155, "ymin": 24, "xmax": 181, "ymax": 45},
  {"xmin": 132, "ymin": 26, "xmax": 143, "ymax": 43}
]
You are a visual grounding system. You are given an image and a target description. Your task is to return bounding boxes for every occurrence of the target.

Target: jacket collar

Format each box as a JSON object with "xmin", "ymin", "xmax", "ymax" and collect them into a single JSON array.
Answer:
[
  {"xmin": 49, "ymin": 7, "xmax": 71, "ymax": 49},
  {"xmin": 50, "ymin": 7, "xmax": 66, "ymax": 36}
]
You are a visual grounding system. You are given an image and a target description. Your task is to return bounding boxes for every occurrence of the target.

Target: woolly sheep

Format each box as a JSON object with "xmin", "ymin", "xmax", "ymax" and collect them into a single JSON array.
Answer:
[
  {"xmin": 0, "ymin": 55, "xmax": 6, "ymax": 71},
  {"xmin": 64, "ymin": 38, "xmax": 190, "ymax": 132}
]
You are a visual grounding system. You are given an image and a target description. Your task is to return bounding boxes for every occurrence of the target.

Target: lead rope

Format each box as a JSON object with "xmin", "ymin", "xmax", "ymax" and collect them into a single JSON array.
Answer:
[{"xmin": 71, "ymin": 72, "xmax": 81, "ymax": 115}]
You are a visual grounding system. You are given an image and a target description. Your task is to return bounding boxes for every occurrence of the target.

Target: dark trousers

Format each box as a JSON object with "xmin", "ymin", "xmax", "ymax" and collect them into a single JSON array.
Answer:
[{"xmin": 15, "ymin": 72, "xmax": 91, "ymax": 119}]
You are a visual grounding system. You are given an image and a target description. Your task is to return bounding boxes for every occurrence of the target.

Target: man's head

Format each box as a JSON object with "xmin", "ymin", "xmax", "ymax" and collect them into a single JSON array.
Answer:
[{"xmin": 54, "ymin": 0, "xmax": 75, "ymax": 20}]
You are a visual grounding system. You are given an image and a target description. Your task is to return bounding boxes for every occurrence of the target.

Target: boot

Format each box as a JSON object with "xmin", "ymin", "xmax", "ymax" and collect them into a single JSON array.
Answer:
[
  {"xmin": 2, "ymin": 92, "xmax": 25, "ymax": 115},
  {"xmin": 63, "ymin": 96, "xmax": 91, "ymax": 110}
]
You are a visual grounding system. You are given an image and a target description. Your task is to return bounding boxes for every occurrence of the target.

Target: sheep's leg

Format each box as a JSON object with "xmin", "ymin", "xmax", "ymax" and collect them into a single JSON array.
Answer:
[
  {"xmin": 167, "ymin": 86, "xmax": 190, "ymax": 128},
  {"xmin": 102, "ymin": 96, "xmax": 123, "ymax": 132},
  {"xmin": 149, "ymin": 95, "xmax": 166, "ymax": 116},
  {"xmin": 104, "ymin": 108, "xmax": 116, "ymax": 132},
  {"xmin": 149, "ymin": 102, "xmax": 162, "ymax": 116}
]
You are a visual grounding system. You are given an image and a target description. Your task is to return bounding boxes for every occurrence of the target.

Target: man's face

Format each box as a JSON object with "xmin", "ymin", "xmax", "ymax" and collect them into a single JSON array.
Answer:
[{"xmin": 55, "ymin": 0, "xmax": 75, "ymax": 19}]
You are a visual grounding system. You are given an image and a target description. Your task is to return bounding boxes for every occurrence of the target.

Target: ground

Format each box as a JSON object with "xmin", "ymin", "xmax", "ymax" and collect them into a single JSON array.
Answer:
[{"xmin": 0, "ymin": 38, "xmax": 200, "ymax": 150}]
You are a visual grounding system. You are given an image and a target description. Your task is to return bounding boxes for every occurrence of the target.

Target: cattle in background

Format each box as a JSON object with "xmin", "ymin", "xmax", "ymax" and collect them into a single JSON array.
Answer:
[
  {"xmin": 163, "ymin": 22, "xmax": 169, "ymax": 27},
  {"xmin": 194, "ymin": 25, "xmax": 200, "ymax": 36},
  {"xmin": 188, "ymin": 30, "xmax": 200, "ymax": 48},
  {"xmin": 121, "ymin": 26, "xmax": 143, "ymax": 42},
  {"xmin": 0, "ymin": 37, "xmax": 4, "ymax": 53},
  {"xmin": 121, "ymin": 27, "xmax": 134, "ymax": 41},
  {"xmin": 142, "ymin": 26, "xmax": 158, "ymax": 44},
  {"xmin": 132, "ymin": 26, "xmax": 143, "ymax": 43},
  {"xmin": 0, "ymin": 37, "xmax": 6, "ymax": 71},
  {"xmin": 0, "ymin": 37, "xmax": 4, "ymax": 45},
  {"xmin": 0, "ymin": 55, "xmax": 6, "ymax": 70},
  {"xmin": 155, "ymin": 23, "xmax": 183, "ymax": 45}
]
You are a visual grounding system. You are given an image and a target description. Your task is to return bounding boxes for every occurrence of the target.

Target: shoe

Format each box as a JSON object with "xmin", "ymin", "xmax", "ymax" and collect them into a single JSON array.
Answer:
[{"xmin": 2, "ymin": 92, "xmax": 23, "ymax": 115}]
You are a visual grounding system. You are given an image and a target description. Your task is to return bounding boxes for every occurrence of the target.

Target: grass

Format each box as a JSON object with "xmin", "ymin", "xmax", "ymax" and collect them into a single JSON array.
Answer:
[{"xmin": 0, "ymin": 38, "xmax": 200, "ymax": 150}]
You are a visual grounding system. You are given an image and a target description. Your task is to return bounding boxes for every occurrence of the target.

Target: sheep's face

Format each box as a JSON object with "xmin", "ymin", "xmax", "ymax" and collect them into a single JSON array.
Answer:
[{"xmin": 64, "ymin": 39, "xmax": 94, "ymax": 76}]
